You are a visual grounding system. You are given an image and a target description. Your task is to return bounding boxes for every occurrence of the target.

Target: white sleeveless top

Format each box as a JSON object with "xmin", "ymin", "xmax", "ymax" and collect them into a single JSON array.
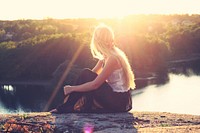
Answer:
[{"xmin": 107, "ymin": 68, "xmax": 129, "ymax": 92}]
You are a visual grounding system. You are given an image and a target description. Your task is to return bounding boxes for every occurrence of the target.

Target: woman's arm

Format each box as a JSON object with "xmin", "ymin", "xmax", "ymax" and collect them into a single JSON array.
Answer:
[
  {"xmin": 64, "ymin": 56, "xmax": 118, "ymax": 95},
  {"xmin": 92, "ymin": 59, "xmax": 103, "ymax": 74}
]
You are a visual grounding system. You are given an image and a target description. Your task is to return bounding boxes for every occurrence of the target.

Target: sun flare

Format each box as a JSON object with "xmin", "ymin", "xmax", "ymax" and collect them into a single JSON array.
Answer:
[{"xmin": 0, "ymin": 0, "xmax": 199, "ymax": 20}]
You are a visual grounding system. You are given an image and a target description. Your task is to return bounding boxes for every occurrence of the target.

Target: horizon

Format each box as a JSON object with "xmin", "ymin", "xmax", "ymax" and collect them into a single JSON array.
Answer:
[
  {"xmin": 0, "ymin": 13, "xmax": 199, "ymax": 21},
  {"xmin": 1, "ymin": 0, "xmax": 200, "ymax": 20}
]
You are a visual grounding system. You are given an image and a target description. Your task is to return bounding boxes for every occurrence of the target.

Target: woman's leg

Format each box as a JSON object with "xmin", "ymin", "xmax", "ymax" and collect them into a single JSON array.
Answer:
[
  {"xmin": 93, "ymin": 83, "xmax": 132, "ymax": 112},
  {"xmin": 69, "ymin": 68, "xmax": 132, "ymax": 113},
  {"xmin": 55, "ymin": 68, "xmax": 132, "ymax": 113},
  {"xmin": 56, "ymin": 68, "xmax": 97, "ymax": 113}
]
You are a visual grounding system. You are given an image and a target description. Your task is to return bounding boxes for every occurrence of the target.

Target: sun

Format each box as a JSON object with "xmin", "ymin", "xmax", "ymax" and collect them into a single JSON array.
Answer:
[{"xmin": 0, "ymin": 0, "xmax": 199, "ymax": 20}]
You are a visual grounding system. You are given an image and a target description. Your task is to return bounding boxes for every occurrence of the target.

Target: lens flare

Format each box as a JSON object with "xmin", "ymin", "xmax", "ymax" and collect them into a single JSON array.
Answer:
[
  {"xmin": 44, "ymin": 44, "xmax": 84, "ymax": 111},
  {"xmin": 83, "ymin": 123, "xmax": 94, "ymax": 133}
]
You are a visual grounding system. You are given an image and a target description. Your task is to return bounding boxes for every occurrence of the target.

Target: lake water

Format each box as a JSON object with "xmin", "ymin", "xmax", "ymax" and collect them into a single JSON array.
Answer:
[
  {"xmin": 0, "ymin": 85, "xmax": 51, "ymax": 113},
  {"xmin": 1, "ymin": 60, "xmax": 200, "ymax": 115},
  {"xmin": 131, "ymin": 73, "xmax": 200, "ymax": 115}
]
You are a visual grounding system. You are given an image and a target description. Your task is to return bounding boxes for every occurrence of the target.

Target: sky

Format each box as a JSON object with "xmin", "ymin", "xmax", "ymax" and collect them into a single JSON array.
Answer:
[{"xmin": 1, "ymin": 0, "xmax": 200, "ymax": 20}]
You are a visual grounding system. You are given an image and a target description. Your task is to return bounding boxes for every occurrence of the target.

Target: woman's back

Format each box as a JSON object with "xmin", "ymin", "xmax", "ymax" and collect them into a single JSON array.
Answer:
[{"xmin": 107, "ymin": 68, "xmax": 129, "ymax": 92}]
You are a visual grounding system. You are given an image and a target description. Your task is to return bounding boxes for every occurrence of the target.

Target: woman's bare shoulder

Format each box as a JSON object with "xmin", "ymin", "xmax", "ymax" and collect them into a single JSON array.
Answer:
[{"xmin": 106, "ymin": 56, "xmax": 121, "ymax": 69}]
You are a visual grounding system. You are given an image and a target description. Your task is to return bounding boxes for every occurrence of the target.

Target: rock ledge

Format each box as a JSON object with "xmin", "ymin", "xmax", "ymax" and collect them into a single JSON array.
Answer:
[{"xmin": 0, "ymin": 111, "xmax": 200, "ymax": 132}]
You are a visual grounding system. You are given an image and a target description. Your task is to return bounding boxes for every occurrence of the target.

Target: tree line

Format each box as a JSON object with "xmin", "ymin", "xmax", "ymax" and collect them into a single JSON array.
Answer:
[{"xmin": 0, "ymin": 14, "xmax": 200, "ymax": 81}]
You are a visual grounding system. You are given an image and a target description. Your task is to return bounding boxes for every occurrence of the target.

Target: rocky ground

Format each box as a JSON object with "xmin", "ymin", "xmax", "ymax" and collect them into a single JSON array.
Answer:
[{"xmin": 0, "ymin": 111, "xmax": 200, "ymax": 133}]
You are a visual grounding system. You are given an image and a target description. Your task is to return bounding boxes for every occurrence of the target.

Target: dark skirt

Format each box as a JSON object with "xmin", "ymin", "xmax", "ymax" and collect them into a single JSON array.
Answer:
[{"xmin": 56, "ymin": 68, "xmax": 132, "ymax": 113}]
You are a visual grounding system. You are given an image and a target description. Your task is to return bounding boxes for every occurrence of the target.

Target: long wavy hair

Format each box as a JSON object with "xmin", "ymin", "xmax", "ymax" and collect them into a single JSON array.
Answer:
[{"xmin": 90, "ymin": 24, "xmax": 135, "ymax": 89}]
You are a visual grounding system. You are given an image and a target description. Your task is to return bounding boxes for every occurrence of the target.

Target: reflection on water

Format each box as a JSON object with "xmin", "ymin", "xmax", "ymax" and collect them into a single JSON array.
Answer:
[
  {"xmin": 2, "ymin": 73, "xmax": 199, "ymax": 115},
  {"xmin": 169, "ymin": 58, "xmax": 200, "ymax": 76},
  {"xmin": 132, "ymin": 73, "xmax": 200, "ymax": 115},
  {"xmin": 0, "ymin": 85, "xmax": 54, "ymax": 114},
  {"xmin": 2, "ymin": 85, "xmax": 15, "ymax": 93},
  {"xmin": 1, "ymin": 59, "xmax": 200, "ymax": 114}
]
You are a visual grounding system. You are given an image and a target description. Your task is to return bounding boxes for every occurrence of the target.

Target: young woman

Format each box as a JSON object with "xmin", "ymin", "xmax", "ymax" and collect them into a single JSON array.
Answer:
[{"xmin": 50, "ymin": 24, "xmax": 135, "ymax": 113}]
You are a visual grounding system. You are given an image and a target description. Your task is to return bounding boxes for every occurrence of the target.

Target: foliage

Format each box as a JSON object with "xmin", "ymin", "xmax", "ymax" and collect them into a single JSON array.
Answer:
[
  {"xmin": 0, "ymin": 113, "xmax": 55, "ymax": 133},
  {"xmin": 0, "ymin": 14, "xmax": 199, "ymax": 80}
]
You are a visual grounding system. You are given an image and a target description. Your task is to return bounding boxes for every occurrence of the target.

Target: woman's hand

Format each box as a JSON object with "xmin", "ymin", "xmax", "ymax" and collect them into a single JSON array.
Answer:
[{"xmin": 64, "ymin": 85, "xmax": 74, "ymax": 96}]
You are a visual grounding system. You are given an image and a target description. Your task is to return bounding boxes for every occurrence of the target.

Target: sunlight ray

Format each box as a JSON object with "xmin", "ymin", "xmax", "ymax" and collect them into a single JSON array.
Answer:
[{"xmin": 43, "ymin": 44, "xmax": 84, "ymax": 111}]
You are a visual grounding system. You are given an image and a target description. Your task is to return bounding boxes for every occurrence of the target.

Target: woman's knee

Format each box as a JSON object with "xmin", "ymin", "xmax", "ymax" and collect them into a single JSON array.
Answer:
[
  {"xmin": 79, "ymin": 68, "xmax": 97, "ymax": 78},
  {"xmin": 76, "ymin": 68, "xmax": 97, "ymax": 84}
]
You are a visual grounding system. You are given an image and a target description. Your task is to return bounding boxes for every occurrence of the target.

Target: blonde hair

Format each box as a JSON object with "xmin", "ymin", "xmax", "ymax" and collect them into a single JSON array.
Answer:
[{"xmin": 90, "ymin": 24, "xmax": 135, "ymax": 89}]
